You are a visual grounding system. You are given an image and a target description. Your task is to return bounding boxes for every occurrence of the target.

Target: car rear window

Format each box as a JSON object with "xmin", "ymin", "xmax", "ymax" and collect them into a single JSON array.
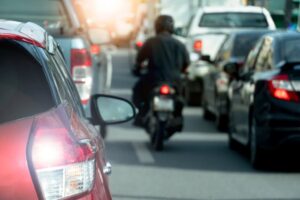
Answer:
[
  {"xmin": 283, "ymin": 39, "xmax": 300, "ymax": 63},
  {"xmin": 199, "ymin": 12, "xmax": 268, "ymax": 28},
  {"xmin": 0, "ymin": 41, "xmax": 55, "ymax": 124},
  {"xmin": 0, "ymin": 0, "xmax": 71, "ymax": 30},
  {"xmin": 232, "ymin": 33, "xmax": 264, "ymax": 57}
]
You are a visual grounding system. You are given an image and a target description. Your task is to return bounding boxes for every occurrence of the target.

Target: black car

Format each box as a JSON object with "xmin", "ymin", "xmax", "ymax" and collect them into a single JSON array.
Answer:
[
  {"xmin": 228, "ymin": 32, "xmax": 300, "ymax": 168},
  {"xmin": 201, "ymin": 30, "xmax": 271, "ymax": 131}
]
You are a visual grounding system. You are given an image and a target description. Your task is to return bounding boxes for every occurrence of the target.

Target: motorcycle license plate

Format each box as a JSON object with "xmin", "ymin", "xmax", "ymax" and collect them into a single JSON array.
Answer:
[{"xmin": 153, "ymin": 96, "xmax": 174, "ymax": 111}]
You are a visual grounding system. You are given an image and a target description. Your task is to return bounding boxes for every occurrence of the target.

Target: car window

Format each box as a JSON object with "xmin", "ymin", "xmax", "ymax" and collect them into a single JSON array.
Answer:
[
  {"xmin": 232, "ymin": 34, "xmax": 265, "ymax": 58},
  {"xmin": 199, "ymin": 12, "xmax": 268, "ymax": 28},
  {"xmin": 0, "ymin": 0, "xmax": 71, "ymax": 30},
  {"xmin": 45, "ymin": 51, "xmax": 83, "ymax": 116},
  {"xmin": 282, "ymin": 39, "xmax": 300, "ymax": 63},
  {"xmin": 215, "ymin": 36, "xmax": 232, "ymax": 62},
  {"xmin": 0, "ymin": 41, "xmax": 55, "ymax": 124},
  {"xmin": 255, "ymin": 37, "xmax": 273, "ymax": 71},
  {"xmin": 53, "ymin": 49, "xmax": 85, "ymax": 118},
  {"xmin": 243, "ymin": 38, "xmax": 264, "ymax": 73}
]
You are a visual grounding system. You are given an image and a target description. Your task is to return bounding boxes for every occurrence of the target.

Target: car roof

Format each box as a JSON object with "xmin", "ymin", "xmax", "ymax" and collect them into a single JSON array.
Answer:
[
  {"xmin": 0, "ymin": 20, "xmax": 48, "ymax": 48},
  {"xmin": 201, "ymin": 6, "xmax": 264, "ymax": 13}
]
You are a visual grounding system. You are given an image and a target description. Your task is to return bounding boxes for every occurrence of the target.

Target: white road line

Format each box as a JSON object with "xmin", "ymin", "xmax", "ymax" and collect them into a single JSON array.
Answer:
[{"xmin": 132, "ymin": 142, "xmax": 155, "ymax": 164}]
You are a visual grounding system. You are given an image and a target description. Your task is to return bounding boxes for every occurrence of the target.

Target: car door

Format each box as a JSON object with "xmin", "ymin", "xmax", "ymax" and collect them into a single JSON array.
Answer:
[{"xmin": 231, "ymin": 38, "xmax": 264, "ymax": 144}]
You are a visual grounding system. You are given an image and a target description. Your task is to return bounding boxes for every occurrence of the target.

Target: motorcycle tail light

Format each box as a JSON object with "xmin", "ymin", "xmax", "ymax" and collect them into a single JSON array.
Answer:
[
  {"xmin": 268, "ymin": 74, "xmax": 299, "ymax": 102},
  {"xmin": 136, "ymin": 41, "xmax": 143, "ymax": 48},
  {"xmin": 30, "ymin": 114, "xmax": 95, "ymax": 200},
  {"xmin": 160, "ymin": 84, "xmax": 174, "ymax": 95}
]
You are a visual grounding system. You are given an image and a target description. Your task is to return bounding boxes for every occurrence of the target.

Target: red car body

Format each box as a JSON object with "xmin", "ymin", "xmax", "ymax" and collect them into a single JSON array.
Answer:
[{"xmin": 0, "ymin": 21, "xmax": 112, "ymax": 200}]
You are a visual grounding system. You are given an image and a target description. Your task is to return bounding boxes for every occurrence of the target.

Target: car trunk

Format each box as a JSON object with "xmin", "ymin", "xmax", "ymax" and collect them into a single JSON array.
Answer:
[{"xmin": 0, "ymin": 117, "xmax": 38, "ymax": 199}]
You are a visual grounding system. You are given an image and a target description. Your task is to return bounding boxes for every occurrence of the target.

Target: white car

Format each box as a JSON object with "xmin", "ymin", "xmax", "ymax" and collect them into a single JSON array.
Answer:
[
  {"xmin": 181, "ymin": 6, "xmax": 276, "ymax": 105},
  {"xmin": 184, "ymin": 6, "xmax": 275, "ymax": 57}
]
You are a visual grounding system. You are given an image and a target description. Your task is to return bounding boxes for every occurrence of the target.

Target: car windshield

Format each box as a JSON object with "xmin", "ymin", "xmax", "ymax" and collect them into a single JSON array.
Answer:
[
  {"xmin": 199, "ymin": 12, "xmax": 268, "ymax": 28},
  {"xmin": 283, "ymin": 39, "xmax": 300, "ymax": 63},
  {"xmin": 0, "ymin": 0, "xmax": 71, "ymax": 30},
  {"xmin": 233, "ymin": 33, "xmax": 264, "ymax": 57}
]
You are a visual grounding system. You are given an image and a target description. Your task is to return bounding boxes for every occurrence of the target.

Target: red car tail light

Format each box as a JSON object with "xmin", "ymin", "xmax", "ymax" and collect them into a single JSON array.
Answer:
[
  {"xmin": 268, "ymin": 74, "xmax": 299, "ymax": 102},
  {"xmin": 90, "ymin": 44, "xmax": 101, "ymax": 55},
  {"xmin": 193, "ymin": 40, "xmax": 202, "ymax": 53},
  {"xmin": 30, "ymin": 114, "xmax": 95, "ymax": 200},
  {"xmin": 160, "ymin": 84, "xmax": 171, "ymax": 95},
  {"xmin": 71, "ymin": 49, "xmax": 92, "ymax": 105}
]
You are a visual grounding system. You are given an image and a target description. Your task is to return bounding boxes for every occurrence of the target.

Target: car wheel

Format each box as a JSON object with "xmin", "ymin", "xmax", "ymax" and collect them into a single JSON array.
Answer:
[
  {"xmin": 202, "ymin": 94, "xmax": 214, "ymax": 120},
  {"xmin": 228, "ymin": 108, "xmax": 239, "ymax": 150},
  {"xmin": 250, "ymin": 116, "xmax": 265, "ymax": 169},
  {"xmin": 215, "ymin": 97, "xmax": 228, "ymax": 131}
]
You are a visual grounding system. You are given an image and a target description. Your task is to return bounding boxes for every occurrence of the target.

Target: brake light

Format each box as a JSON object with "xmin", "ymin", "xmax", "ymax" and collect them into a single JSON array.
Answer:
[
  {"xmin": 193, "ymin": 40, "xmax": 202, "ymax": 53},
  {"xmin": 30, "ymin": 113, "xmax": 95, "ymax": 200},
  {"xmin": 136, "ymin": 41, "xmax": 143, "ymax": 48},
  {"xmin": 268, "ymin": 74, "xmax": 299, "ymax": 102},
  {"xmin": 90, "ymin": 44, "xmax": 101, "ymax": 55},
  {"xmin": 71, "ymin": 49, "xmax": 92, "ymax": 105},
  {"xmin": 160, "ymin": 84, "xmax": 171, "ymax": 95}
]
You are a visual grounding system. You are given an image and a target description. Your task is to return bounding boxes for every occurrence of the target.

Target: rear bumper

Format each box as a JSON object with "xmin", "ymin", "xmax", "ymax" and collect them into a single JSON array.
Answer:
[{"xmin": 257, "ymin": 114, "xmax": 300, "ymax": 150}]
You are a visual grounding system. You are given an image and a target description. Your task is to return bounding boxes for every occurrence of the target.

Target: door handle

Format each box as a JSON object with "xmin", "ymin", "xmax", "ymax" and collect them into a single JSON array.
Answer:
[{"xmin": 103, "ymin": 162, "xmax": 112, "ymax": 175}]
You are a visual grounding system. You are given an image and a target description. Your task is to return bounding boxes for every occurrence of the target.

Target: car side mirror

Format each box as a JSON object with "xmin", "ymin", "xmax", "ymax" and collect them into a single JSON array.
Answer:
[
  {"xmin": 224, "ymin": 62, "xmax": 238, "ymax": 77},
  {"xmin": 201, "ymin": 54, "xmax": 212, "ymax": 63},
  {"xmin": 90, "ymin": 94, "xmax": 136, "ymax": 125}
]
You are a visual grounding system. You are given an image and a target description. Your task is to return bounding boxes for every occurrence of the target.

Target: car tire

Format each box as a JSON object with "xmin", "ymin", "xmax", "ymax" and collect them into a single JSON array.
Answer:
[
  {"xmin": 215, "ymin": 97, "xmax": 228, "ymax": 131},
  {"xmin": 250, "ymin": 116, "xmax": 266, "ymax": 169},
  {"xmin": 228, "ymin": 108, "xmax": 239, "ymax": 150},
  {"xmin": 202, "ymin": 94, "xmax": 214, "ymax": 120}
]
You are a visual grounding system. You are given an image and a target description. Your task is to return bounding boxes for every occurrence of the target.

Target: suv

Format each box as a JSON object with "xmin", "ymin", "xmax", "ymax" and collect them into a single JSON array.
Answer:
[
  {"xmin": 181, "ymin": 6, "xmax": 276, "ymax": 105},
  {"xmin": 0, "ymin": 20, "xmax": 135, "ymax": 200}
]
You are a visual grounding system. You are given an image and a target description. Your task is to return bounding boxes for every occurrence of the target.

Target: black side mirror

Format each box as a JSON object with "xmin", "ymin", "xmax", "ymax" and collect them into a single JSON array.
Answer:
[
  {"xmin": 91, "ymin": 94, "xmax": 136, "ymax": 125},
  {"xmin": 224, "ymin": 62, "xmax": 238, "ymax": 77},
  {"xmin": 201, "ymin": 54, "xmax": 212, "ymax": 63}
]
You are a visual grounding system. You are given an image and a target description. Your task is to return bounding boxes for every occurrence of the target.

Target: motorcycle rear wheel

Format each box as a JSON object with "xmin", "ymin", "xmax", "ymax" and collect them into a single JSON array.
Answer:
[{"xmin": 151, "ymin": 120, "xmax": 165, "ymax": 151}]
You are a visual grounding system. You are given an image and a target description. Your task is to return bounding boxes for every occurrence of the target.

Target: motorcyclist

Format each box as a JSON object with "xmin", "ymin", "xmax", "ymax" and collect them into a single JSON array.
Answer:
[{"xmin": 132, "ymin": 15, "xmax": 190, "ymax": 126}]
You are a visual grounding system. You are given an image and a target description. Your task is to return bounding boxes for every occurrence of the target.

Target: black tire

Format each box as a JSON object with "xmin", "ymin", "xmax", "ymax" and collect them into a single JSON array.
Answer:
[
  {"xmin": 202, "ymin": 95, "xmax": 214, "ymax": 120},
  {"xmin": 151, "ymin": 121, "xmax": 165, "ymax": 151},
  {"xmin": 216, "ymin": 113, "xmax": 228, "ymax": 132},
  {"xmin": 228, "ymin": 108, "xmax": 239, "ymax": 150},
  {"xmin": 250, "ymin": 116, "xmax": 265, "ymax": 169},
  {"xmin": 215, "ymin": 96, "xmax": 228, "ymax": 131}
]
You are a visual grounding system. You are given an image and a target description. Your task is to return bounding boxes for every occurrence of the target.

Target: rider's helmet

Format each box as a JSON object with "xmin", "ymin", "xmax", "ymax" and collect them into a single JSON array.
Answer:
[{"xmin": 155, "ymin": 15, "xmax": 174, "ymax": 34}]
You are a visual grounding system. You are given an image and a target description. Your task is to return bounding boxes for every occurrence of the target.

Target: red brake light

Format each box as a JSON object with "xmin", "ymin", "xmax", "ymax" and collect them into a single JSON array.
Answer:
[
  {"xmin": 193, "ymin": 40, "xmax": 202, "ymax": 53},
  {"xmin": 268, "ymin": 74, "xmax": 299, "ymax": 102},
  {"xmin": 160, "ymin": 84, "xmax": 171, "ymax": 95},
  {"xmin": 136, "ymin": 41, "xmax": 143, "ymax": 48},
  {"xmin": 90, "ymin": 44, "xmax": 101, "ymax": 55},
  {"xmin": 71, "ymin": 49, "xmax": 92, "ymax": 71}
]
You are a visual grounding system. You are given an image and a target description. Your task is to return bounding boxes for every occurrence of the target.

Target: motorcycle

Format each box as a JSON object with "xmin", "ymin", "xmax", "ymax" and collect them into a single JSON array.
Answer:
[{"xmin": 144, "ymin": 83, "xmax": 184, "ymax": 151}]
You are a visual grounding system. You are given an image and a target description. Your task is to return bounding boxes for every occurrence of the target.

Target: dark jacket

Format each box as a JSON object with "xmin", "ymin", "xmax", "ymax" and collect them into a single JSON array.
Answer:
[{"xmin": 136, "ymin": 33, "xmax": 190, "ymax": 85}]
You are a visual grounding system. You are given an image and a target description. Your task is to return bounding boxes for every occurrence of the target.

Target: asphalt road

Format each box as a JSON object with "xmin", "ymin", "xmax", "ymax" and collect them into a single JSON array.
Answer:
[{"xmin": 105, "ymin": 49, "xmax": 300, "ymax": 200}]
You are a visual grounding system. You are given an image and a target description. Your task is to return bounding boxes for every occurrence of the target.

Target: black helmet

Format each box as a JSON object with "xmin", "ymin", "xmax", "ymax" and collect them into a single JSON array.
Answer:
[{"xmin": 155, "ymin": 15, "xmax": 174, "ymax": 34}]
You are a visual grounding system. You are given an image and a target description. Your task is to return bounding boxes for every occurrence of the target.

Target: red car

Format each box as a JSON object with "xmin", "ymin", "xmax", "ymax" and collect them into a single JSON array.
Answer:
[{"xmin": 0, "ymin": 20, "xmax": 135, "ymax": 200}]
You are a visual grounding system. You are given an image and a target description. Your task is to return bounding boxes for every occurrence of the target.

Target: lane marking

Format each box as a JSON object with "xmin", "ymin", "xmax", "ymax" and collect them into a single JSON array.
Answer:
[{"xmin": 132, "ymin": 142, "xmax": 155, "ymax": 164}]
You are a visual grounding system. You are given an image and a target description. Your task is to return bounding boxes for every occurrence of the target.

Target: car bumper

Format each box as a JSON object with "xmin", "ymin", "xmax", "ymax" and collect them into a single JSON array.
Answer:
[{"xmin": 257, "ymin": 113, "xmax": 300, "ymax": 150}]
